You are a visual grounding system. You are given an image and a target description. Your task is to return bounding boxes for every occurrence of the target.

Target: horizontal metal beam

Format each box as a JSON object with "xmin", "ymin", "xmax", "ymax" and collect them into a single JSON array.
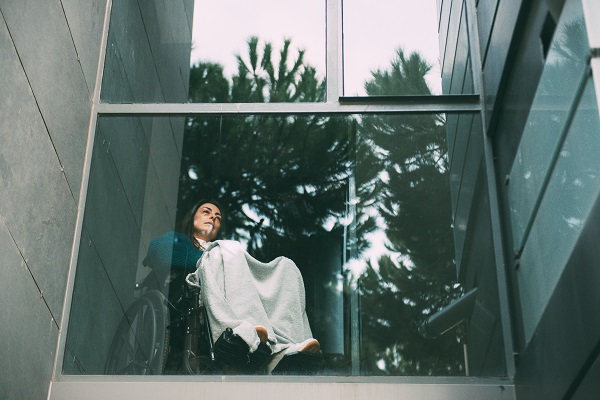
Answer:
[
  {"xmin": 96, "ymin": 96, "xmax": 481, "ymax": 116},
  {"xmin": 50, "ymin": 376, "xmax": 514, "ymax": 400}
]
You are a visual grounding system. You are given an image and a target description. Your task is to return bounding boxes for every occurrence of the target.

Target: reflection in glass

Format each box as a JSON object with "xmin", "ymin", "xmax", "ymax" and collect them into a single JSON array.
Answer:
[
  {"xmin": 64, "ymin": 109, "xmax": 465, "ymax": 376},
  {"xmin": 100, "ymin": 0, "xmax": 325, "ymax": 103},
  {"xmin": 518, "ymin": 76, "xmax": 600, "ymax": 343},
  {"xmin": 183, "ymin": 112, "xmax": 464, "ymax": 375},
  {"xmin": 189, "ymin": 34, "xmax": 325, "ymax": 103},
  {"xmin": 343, "ymin": 0, "xmax": 442, "ymax": 96},
  {"xmin": 508, "ymin": 0, "xmax": 590, "ymax": 251},
  {"xmin": 101, "ymin": 0, "xmax": 195, "ymax": 103},
  {"xmin": 190, "ymin": 0, "xmax": 325, "ymax": 103}
]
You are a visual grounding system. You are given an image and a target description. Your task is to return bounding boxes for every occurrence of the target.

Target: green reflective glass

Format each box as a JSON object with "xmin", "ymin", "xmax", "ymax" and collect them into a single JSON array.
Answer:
[
  {"xmin": 64, "ymin": 112, "xmax": 475, "ymax": 376},
  {"xmin": 101, "ymin": 0, "xmax": 325, "ymax": 103}
]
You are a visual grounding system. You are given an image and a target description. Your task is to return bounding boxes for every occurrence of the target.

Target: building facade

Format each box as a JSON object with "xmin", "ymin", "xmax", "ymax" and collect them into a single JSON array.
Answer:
[{"xmin": 0, "ymin": 0, "xmax": 598, "ymax": 399}]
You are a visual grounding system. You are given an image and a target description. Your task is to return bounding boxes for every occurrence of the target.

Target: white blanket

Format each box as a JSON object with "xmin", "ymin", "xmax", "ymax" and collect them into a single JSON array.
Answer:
[{"xmin": 186, "ymin": 240, "xmax": 313, "ymax": 353}]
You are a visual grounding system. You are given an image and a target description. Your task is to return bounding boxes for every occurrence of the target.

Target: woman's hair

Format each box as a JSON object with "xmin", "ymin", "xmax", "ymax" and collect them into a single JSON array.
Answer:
[{"xmin": 179, "ymin": 199, "xmax": 224, "ymax": 242}]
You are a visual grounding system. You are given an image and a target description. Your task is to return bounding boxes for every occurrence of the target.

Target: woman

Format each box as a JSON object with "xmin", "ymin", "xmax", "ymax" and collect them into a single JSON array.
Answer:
[
  {"xmin": 180, "ymin": 200, "xmax": 222, "ymax": 250},
  {"xmin": 148, "ymin": 199, "xmax": 321, "ymax": 373}
]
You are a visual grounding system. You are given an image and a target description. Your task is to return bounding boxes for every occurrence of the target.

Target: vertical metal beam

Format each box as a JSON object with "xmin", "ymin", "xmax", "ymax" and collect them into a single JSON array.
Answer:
[
  {"xmin": 326, "ymin": 0, "xmax": 343, "ymax": 101},
  {"xmin": 346, "ymin": 175, "xmax": 360, "ymax": 374},
  {"xmin": 582, "ymin": 0, "xmax": 600, "ymax": 118},
  {"xmin": 50, "ymin": 0, "xmax": 114, "ymax": 384},
  {"xmin": 463, "ymin": 0, "xmax": 517, "ymax": 378}
]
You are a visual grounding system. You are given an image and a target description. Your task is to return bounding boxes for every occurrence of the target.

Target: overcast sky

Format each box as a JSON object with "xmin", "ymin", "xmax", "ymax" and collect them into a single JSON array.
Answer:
[{"xmin": 190, "ymin": 0, "xmax": 442, "ymax": 96}]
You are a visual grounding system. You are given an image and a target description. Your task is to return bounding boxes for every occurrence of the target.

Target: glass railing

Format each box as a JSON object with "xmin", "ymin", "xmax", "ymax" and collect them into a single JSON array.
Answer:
[{"xmin": 63, "ymin": 112, "xmax": 481, "ymax": 376}]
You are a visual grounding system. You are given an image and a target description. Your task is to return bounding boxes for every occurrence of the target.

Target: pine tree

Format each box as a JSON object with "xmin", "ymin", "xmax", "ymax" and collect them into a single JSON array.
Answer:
[{"xmin": 357, "ymin": 48, "xmax": 464, "ymax": 375}]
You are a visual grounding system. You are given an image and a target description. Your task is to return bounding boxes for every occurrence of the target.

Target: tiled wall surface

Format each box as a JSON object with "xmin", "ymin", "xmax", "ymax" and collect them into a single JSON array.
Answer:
[{"xmin": 0, "ymin": 0, "xmax": 192, "ymax": 396}]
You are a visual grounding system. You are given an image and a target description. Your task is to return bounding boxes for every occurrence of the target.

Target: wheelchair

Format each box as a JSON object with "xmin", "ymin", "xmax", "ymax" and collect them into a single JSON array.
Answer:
[
  {"xmin": 104, "ymin": 266, "xmax": 323, "ymax": 375},
  {"xmin": 103, "ymin": 267, "xmax": 218, "ymax": 375}
]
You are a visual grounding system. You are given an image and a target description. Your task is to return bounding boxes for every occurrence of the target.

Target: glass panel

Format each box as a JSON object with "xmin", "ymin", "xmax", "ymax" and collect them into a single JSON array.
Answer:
[
  {"xmin": 518, "ymin": 75, "xmax": 600, "ymax": 343},
  {"xmin": 101, "ymin": 0, "xmax": 325, "ymax": 103},
  {"xmin": 65, "ymin": 112, "xmax": 469, "ymax": 376},
  {"xmin": 343, "ymin": 0, "xmax": 444, "ymax": 96},
  {"xmin": 508, "ymin": 0, "xmax": 589, "ymax": 252}
]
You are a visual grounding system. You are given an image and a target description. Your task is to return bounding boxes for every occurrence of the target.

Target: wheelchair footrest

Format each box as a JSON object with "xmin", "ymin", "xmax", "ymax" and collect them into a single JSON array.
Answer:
[{"xmin": 214, "ymin": 328, "xmax": 272, "ymax": 373}]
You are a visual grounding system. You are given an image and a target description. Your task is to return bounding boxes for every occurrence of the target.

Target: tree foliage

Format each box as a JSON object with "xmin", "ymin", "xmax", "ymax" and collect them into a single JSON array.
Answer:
[
  {"xmin": 179, "ymin": 42, "xmax": 463, "ymax": 375},
  {"xmin": 358, "ymin": 48, "xmax": 463, "ymax": 375},
  {"xmin": 179, "ymin": 37, "xmax": 362, "ymax": 256}
]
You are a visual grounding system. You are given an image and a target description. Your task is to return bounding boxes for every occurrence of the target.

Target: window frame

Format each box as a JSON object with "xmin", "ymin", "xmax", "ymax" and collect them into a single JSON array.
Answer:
[{"xmin": 52, "ymin": 0, "xmax": 514, "ymax": 394}]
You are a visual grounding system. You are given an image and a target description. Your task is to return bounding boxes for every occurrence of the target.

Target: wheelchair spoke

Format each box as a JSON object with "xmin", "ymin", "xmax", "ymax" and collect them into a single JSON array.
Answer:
[{"xmin": 105, "ymin": 290, "xmax": 169, "ymax": 375}]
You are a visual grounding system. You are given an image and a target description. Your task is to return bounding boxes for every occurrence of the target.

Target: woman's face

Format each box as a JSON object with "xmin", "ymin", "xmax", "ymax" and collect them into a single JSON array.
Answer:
[{"xmin": 193, "ymin": 203, "xmax": 222, "ymax": 241}]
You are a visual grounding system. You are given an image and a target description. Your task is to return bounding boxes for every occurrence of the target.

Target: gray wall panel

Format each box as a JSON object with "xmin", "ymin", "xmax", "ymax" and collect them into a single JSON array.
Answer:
[
  {"xmin": 446, "ymin": 113, "xmax": 459, "ymax": 161},
  {"xmin": 171, "ymin": 116, "xmax": 186, "ymax": 154},
  {"xmin": 463, "ymin": 58, "xmax": 473, "ymax": 94},
  {"xmin": 100, "ymin": 0, "xmax": 193, "ymax": 103},
  {"xmin": 449, "ymin": 114, "xmax": 475, "ymax": 215},
  {"xmin": 453, "ymin": 116, "xmax": 482, "ymax": 274},
  {"xmin": 102, "ymin": 0, "xmax": 163, "ymax": 102},
  {"xmin": 83, "ymin": 128, "xmax": 141, "ymax": 305},
  {"xmin": 481, "ymin": 0, "xmax": 524, "ymax": 129},
  {"xmin": 137, "ymin": 160, "xmax": 178, "ymax": 284},
  {"xmin": 0, "ymin": 13, "xmax": 77, "ymax": 320},
  {"xmin": 1, "ymin": 0, "xmax": 92, "ymax": 199},
  {"xmin": 442, "ymin": 0, "xmax": 464, "ymax": 94},
  {"xmin": 138, "ymin": 164, "xmax": 176, "ymax": 253},
  {"xmin": 476, "ymin": 0, "xmax": 499, "ymax": 65},
  {"xmin": 145, "ymin": 117, "xmax": 182, "ymax": 221},
  {"xmin": 64, "ymin": 227, "xmax": 127, "ymax": 375},
  {"xmin": 102, "ymin": 39, "xmax": 135, "ymax": 100},
  {"xmin": 449, "ymin": 10, "xmax": 469, "ymax": 95},
  {"xmin": 99, "ymin": 117, "xmax": 151, "ymax": 227},
  {"xmin": 183, "ymin": 0, "xmax": 195, "ymax": 34},
  {"xmin": 138, "ymin": 0, "xmax": 192, "ymax": 102},
  {"xmin": 61, "ymin": 0, "xmax": 108, "ymax": 95},
  {"xmin": 438, "ymin": 0, "xmax": 452, "ymax": 72},
  {"xmin": 0, "ymin": 215, "xmax": 59, "ymax": 400}
]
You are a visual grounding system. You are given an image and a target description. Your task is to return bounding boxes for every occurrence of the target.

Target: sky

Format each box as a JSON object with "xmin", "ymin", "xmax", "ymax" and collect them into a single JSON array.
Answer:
[{"xmin": 190, "ymin": 0, "xmax": 442, "ymax": 96}]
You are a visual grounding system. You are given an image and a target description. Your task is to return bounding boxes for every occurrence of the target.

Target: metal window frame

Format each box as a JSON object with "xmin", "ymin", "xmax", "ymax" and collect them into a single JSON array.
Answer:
[
  {"xmin": 50, "ymin": 1, "xmax": 516, "ymax": 398},
  {"xmin": 463, "ymin": 0, "xmax": 517, "ymax": 379},
  {"xmin": 583, "ymin": 0, "xmax": 600, "ymax": 115}
]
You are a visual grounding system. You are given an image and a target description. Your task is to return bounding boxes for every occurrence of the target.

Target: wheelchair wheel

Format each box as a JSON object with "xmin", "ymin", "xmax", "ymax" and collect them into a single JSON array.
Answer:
[
  {"xmin": 182, "ymin": 302, "xmax": 217, "ymax": 374},
  {"xmin": 105, "ymin": 290, "xmax": 170, "ymax": 375}
]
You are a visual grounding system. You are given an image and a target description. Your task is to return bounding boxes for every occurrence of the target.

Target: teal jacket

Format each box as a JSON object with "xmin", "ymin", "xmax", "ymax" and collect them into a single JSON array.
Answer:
[{"xmin": 143, "ymin": 231, "xmax": 203, "ymax": 271}]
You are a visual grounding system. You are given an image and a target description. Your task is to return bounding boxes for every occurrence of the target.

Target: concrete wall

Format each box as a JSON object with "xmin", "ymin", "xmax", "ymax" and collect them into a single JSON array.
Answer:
[
  {"xmin": 63, "ymin": 0, "xmax": 192, "ymax": 374},
  {"xmin": 0, "ymin": 0, "xmax": 106, "ymax": 398},
  {"xmin": 0, "ymin": 0, "xmax": 192, "ymax": 396}
]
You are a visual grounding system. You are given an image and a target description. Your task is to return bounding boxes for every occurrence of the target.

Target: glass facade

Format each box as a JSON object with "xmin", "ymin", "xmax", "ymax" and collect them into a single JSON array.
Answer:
[
  {"xmin": 64, "ymin": 112, "xmax": 470, "ymax": 376},
  {"xmin": 62, "ymin": 0, "xmax": 512, "ymax": 387},
  {"xmin": 342, "ymin": 0, "xmax": 445, "ymax": 96},
  {"xmin": 100, "ymin": 0, "xmax": 455, "ymax": 103},
  {"xmin": 506, "ymin": 0, "xmax": 600, "ymax": 343},
  {"xmin": 101, "ymin": 0, "xmax": 325, "ymax": 103},
  {"xmin": 4, "ymin": 0, "xmax": 600, "ymax": 397},
  {"xmin": 508, "ymin": 0, "xmax": 590, "ymax": 252}
]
